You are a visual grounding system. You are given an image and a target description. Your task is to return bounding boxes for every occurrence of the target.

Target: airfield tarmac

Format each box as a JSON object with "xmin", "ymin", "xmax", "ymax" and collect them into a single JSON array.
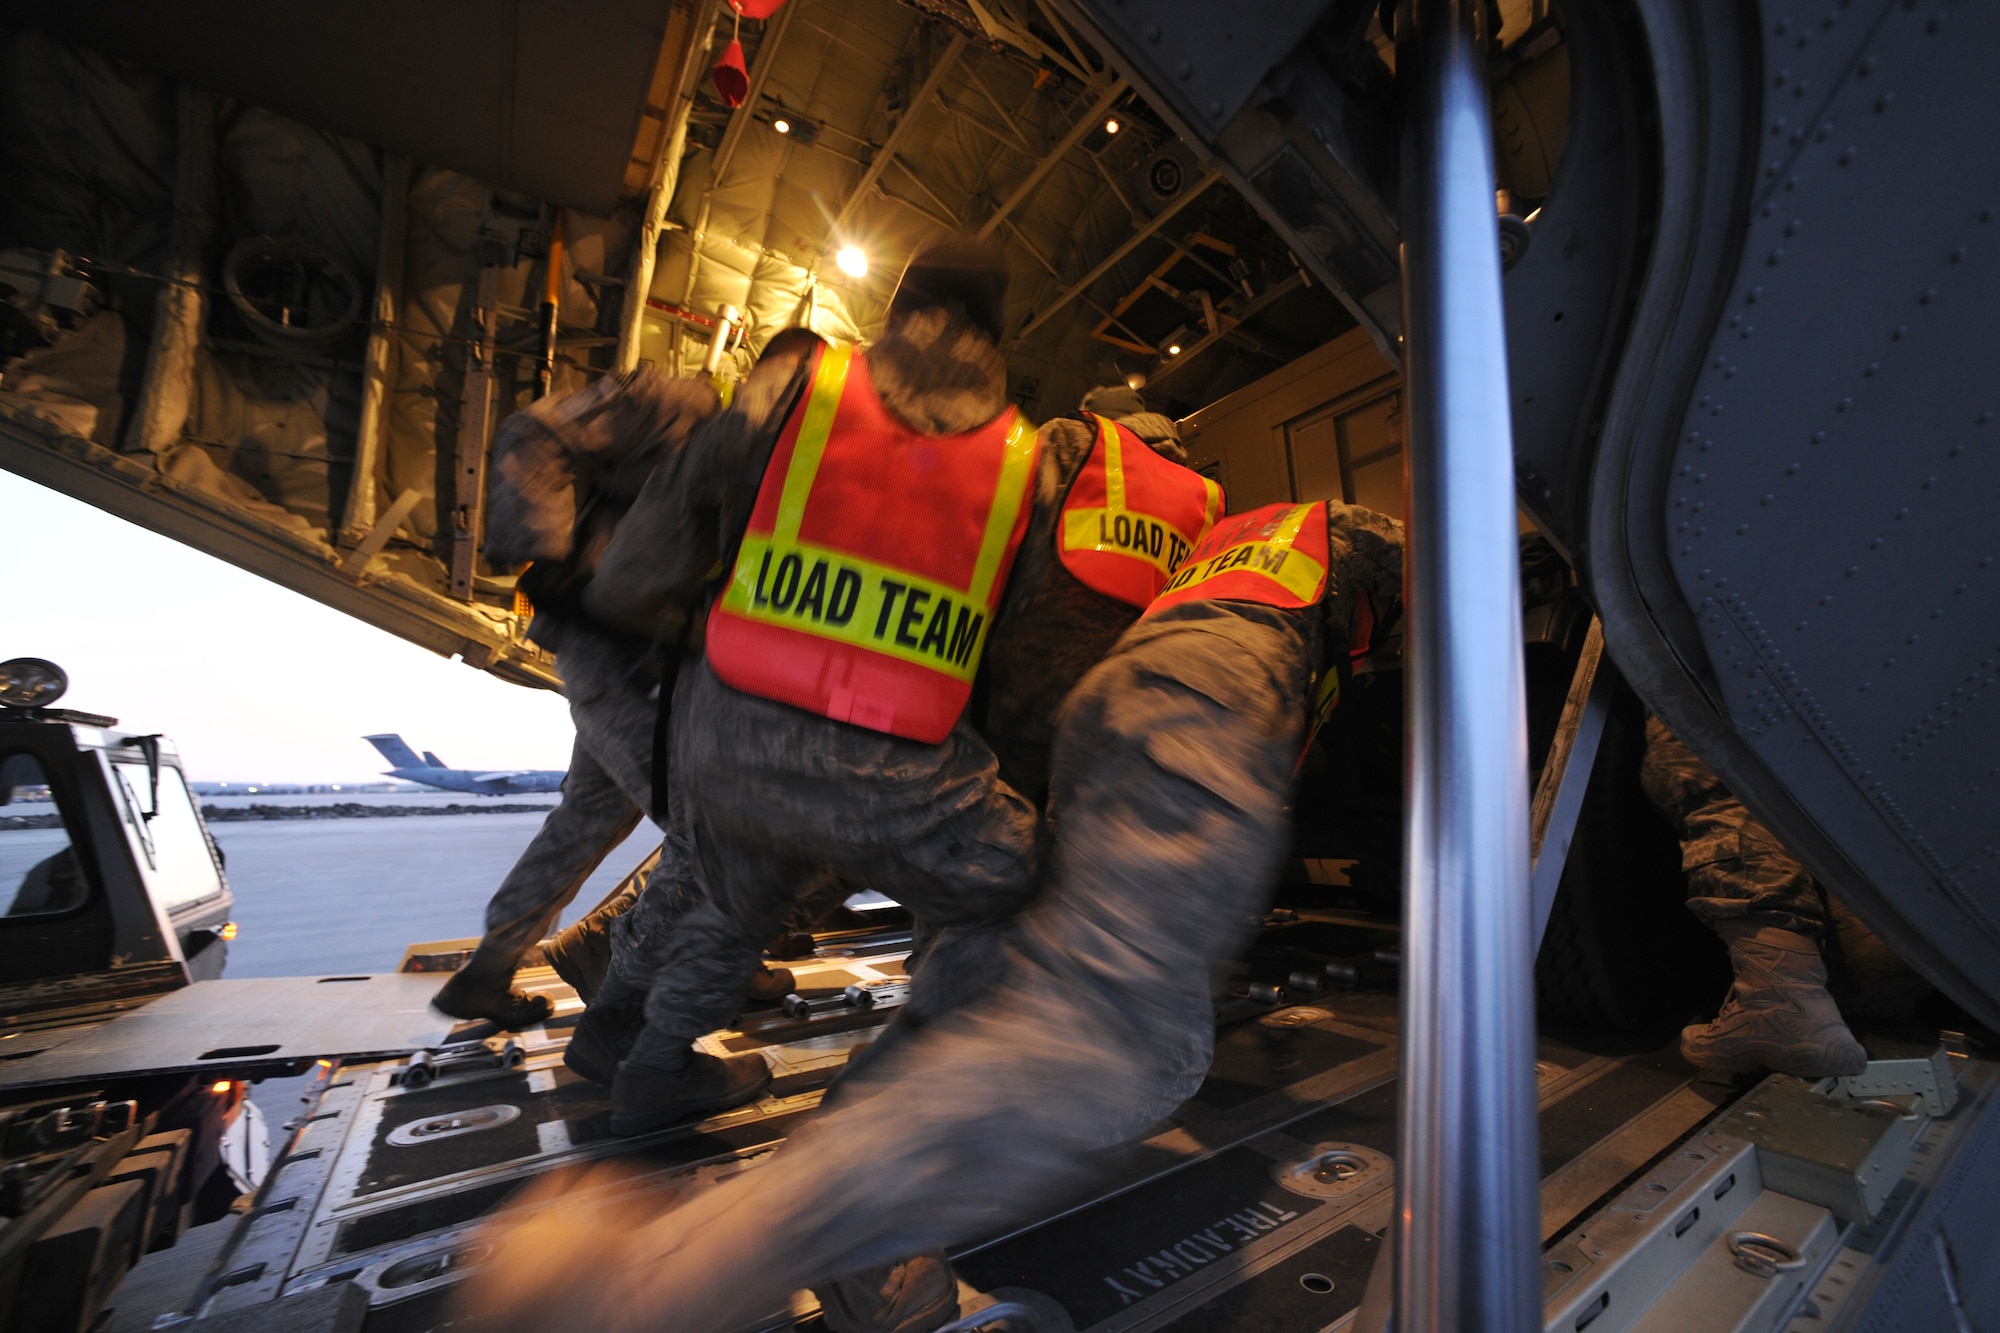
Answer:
[
  {"xmin": 205, "ymin": 793, "xmax": 656, "ymax": 1140},
  {"xmin": 201, "ymin": 792, "xmax": 659, "ymax": 977},
  {"xmin": 0, "ymin": 790, "xmax": 659, "ymax": 977},
  {"xmin": 2, "ymin": 789, "xmax": 661, "ymax": 1133}
]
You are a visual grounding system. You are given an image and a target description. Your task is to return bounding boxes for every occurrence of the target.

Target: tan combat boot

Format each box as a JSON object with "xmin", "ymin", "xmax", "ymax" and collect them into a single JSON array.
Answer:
[
  {"xmin": 542, "ymin": 879, "xmax": 640, "ymax": 1003},
  {"xmin": 815, "ymin": 1253, "xmax": 961, "ymax": 1333},
  {"xmin": 1681, "ymin": 922, "xmax": 1868, "ymax": 1078},
  {"xmin": 432, "ymin": 943, "xmax": 553, "ymax": 1030}
]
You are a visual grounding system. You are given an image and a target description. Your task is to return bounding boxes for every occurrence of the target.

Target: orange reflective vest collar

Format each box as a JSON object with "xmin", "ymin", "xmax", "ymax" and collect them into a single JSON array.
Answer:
[
  {"xmin": 1147, "ymin": 501, "xmax": 1331, "ymax": 615},
  {"xmin": 1058, "ymin": 415, "xmax": 1224, "ymax": 607},
  {"xmin": 705, "ymin": 343, "xmax": 1041, "ymax": 743}
]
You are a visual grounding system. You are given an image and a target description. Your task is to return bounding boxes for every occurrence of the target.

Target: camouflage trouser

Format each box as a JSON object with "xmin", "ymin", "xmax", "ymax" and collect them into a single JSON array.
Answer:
[
  {"xmin": 623, "ymin": 659, "xmax": 1040, "ymax": 1069},
  {"xmin": 606, "ymin": 820, "xmax": 854, "ymax": 997},
  {"xmin": 480, "ymin": 629, "xmax": 661, "ymax": 966},
  {"xmin": 1639, "ymin": 717, "xmax": 1825, "ymax": 943},
  {"xmin": 589, "ymin": 603, "xmax": 1313, "ymax": 1330},
  {"xmin": 604, "ymin": 788, "xmax": 699, "ymax": 996}
]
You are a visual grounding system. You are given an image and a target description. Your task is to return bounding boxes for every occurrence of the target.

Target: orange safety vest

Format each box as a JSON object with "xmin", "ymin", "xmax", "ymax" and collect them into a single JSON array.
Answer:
[
  {"xmin": 1057, "ymin": 414, "xmax": 1223, "ymax": 607},
  {"xmin": 1148, "ymin": 501, "xmax": 1345, "ymax": 760},
  {"xmin": 1148, "ymin": 501, "xmax": 1331, "ymax": 615},
  {"xmin": 704, "ymin": 343, "xmax": 1042, "ymax": 743}
]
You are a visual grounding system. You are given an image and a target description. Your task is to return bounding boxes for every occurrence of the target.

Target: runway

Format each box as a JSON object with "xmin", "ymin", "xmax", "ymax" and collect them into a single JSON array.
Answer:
[{"xmin": 207, "ymin": 800, "xmax": 659, "ymax": 978}]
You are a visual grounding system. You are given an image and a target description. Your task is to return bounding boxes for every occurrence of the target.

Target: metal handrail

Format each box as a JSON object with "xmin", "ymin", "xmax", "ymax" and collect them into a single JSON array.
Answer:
[{"xmin": 1394, "ymin": 1, "xmax": 1543, "ymax": 1330}]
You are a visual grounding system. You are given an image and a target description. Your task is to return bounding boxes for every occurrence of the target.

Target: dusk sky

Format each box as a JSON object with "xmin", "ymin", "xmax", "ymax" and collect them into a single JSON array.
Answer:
[{"xmin": 5, "ymin": 469, "xmax": 578, "ymax": 782}]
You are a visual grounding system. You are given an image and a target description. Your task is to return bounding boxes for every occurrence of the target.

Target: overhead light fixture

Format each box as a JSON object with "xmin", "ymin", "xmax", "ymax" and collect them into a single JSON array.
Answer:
[
  {"xmin": 1166, "ymin": 343, "xmax": 1182, "ymax": 356},
  {"xmin": 836, "ymin": 246, "xmax": 869, "ymax": 278},
  {"xmin": 769, "ymin": 113, "xmax": 819, "ymax": 143},
  {"xmin": 1104, "ymin": 117, "xmax": 1121, "ymax": 134}
]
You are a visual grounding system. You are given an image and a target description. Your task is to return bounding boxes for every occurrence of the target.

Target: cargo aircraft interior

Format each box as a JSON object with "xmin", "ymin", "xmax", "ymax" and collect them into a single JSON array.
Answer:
[{"xmin": 0, "ymin": 1, "xmax": 1996, "ymax": 1331}]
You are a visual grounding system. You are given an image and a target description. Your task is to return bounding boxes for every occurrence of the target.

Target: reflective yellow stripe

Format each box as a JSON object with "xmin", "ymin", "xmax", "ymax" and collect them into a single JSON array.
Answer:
[
  {"xmin": 967, "ymin": 415, "xmax": 1038, "ymax": 610},
  {"xmin": 1100, "ymin": 415, "xmax": 1126, "ymax": 512},
  {"xmin": 1311, "ymin": 667, "xmax": 1341, "ymax": 726},
  {"xmin": 720, "ymin": 343, "xmax": 1034, "ymax": 682},
  {"xmin": 724, "ymin": 535, "xmax": 994, "ymax": 680},
  {"xmin": 1059, "ymin": 415, "xmax": 1200, "ymax": 576},
  {"xmin": 1157, "ymin": 502, "xmax": 1326, "ymax": 602},
  {"xmin": 772, "ymin": 343, "xmax": 853, "ymax": 546},
  {"xmin": 1198, "ymin": 472, "xmax": 1223, "ymax": 539}
]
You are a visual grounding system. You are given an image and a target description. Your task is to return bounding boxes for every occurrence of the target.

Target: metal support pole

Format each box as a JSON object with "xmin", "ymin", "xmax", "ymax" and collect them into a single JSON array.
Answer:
[
  {"xmin": 342, "ymin": 154, "xmax": 408, "ymax": 542},
  {"xmin": 701, "ymin": 303, "xmax": 740, "ymax": 375},
  {"xmin": 535, "ymin": 211, "xmax": 565, "ymax": 399},
  {"xmin": 674, "ymin": 1, "xmax": 799, "ymax": 372},
  {"xmin": 976, "ymin": 78, "xmax": 1127, "ymax": 239},
  {"xmin": 124, "ymin": 86, "xmax": 214, "ymax": 455},
  {"xmin": 1010, "ymin": 169, "xmax": 1219, "ymax": 342},
  {"xmin": 616, "ymin": 0, "xmax": 720, "ymax": 375},
  {"xmin": 1395, "ymin": 2, "xmax": 1540, "ymax": 1332},
  {"xmin": 824, "ymin": 33, "xmax": 968, "ymax": 245},
  {"xmin": 449, "ymin": 264, "xmax": 502, "ymax": 601},
  {"xmin": 1528, "ymin": 618, "xmax": 1615, "ymax": 950}
]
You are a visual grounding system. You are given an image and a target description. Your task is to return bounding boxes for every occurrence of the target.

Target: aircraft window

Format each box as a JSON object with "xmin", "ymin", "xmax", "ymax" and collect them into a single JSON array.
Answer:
[
  {"xmin": 0, "ymin": 753, "xmax": 88, "ymax": 916},
  {"xmin": 111, "ymin": 761, "xmax": 224, "ymax": 912}
]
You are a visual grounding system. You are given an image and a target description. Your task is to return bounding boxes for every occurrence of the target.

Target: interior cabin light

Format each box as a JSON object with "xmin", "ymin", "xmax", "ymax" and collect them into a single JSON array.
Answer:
[
  {"xmin": 1166, "ymin": 343, "xmax": 1182, "ymax": 356},
  {"xmin": 773, "ymin": 118, "xmax": 792, "ymax": 134},
  {"xmin": 836, "ymin": 246, "xmax": 869, "ymax": 278},
  {"xmin": 1104, "ymin": 117, "xmax": 1121, "ymax": 134}
]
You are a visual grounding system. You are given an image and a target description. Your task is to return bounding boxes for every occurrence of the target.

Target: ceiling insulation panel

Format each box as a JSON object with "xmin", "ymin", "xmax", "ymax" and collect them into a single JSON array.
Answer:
[{"xmin": 4, "ymin": 0, "xmax": 675, "ymax": 214}]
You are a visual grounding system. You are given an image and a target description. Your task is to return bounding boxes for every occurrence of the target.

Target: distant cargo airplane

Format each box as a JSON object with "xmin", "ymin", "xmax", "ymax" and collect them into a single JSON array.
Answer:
[{"xmin": 362, "ymin": 735, "xmax": 566, "ymax": 796}]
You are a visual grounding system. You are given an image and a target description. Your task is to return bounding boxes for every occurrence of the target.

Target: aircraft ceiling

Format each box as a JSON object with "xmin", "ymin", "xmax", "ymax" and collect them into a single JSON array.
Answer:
[
  {"xmin": 0, "ymin": 0, "xmax": 1368, "ymax": 693},
  {"xmin": 2, "ymin": 0, "xmax": 677, "ymax": 215},
  {"xmin": 647, "ymin": 0, "xmax": 1362, "ymax": 421}
]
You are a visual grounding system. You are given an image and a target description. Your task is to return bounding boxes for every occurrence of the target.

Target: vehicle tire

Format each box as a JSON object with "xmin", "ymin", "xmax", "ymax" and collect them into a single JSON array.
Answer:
[{"xmin": 1534, "ymin": 681, "xmax": 1731, "ymax": 1039}]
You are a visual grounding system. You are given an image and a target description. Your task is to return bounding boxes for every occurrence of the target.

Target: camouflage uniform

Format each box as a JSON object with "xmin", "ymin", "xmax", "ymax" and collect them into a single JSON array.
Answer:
[
  {"xmin": 624, "ymin": 656, "xmax": 1040, "ymax": 1068},
  {"xmin": 979, "ymin": 411, "xmax": 1163, "ymax": 806},
  {"xmin": 587, "ymin": 306, "xmax": 1176, "ymax": 1076},
  {"xmin": 460, "ymin": 505, "xmax": 1405, "ymax": 1333},
  {"xmin": 449, "ymin": 371, "xmax": 717, "ymax": 980},
  {"xmin": 475, "ymin": 626, "xmax": 655, "ymax": 965},
  {"xmin": 1639, "ymin": 719, "xmax": 1867, "ymax": 1078},
  {"xmin": 569, "ymin": 396, "xmax": 1182, "ymax": 1105},
  {"xmin": 598, "ymin": 756, "xmax": 853, "ymax": 1001},
  {"xmin": 1637, "ymin": 717, "xmax": 1825, "ymax": 942}
]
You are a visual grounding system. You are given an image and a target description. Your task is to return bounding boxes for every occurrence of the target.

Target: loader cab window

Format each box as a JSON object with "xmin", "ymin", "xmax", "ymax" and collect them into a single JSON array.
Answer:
[
  {"xmin": 0, "ymin": 752, "xmax": 88, "ymax": 916},
  {"xmin": 110, "ymin": 760, "xmax": 225, "ymax": 912}
]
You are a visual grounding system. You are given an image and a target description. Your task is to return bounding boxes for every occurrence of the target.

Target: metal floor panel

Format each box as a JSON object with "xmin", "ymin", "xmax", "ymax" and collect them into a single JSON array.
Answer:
[
  {"xmin": 272, "ymin": 951, "xmax": 909, "ymax": 1285},
  {"xmin": 196, "ymin": 957, "xmax": 1730, "ymax": 1333},
  {"xmin": 0, "ymin": 975, "xmax": 453, "ymax": 1091},
  {"xmin": 1156, "ymin": 1225, "xmax": 1382, "ymax": 1333},
  {"xmin": 949, "ymin": 1041, "xmax": 1716, "ymax": 1333}
]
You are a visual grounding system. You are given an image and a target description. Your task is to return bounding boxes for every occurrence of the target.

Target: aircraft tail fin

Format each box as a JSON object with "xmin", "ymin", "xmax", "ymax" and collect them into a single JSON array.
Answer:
[
  {"xmin": 363, "ymin": 734, "xmax": 426, "ymax": 769},
  {"xmin": 422, "ymin": 750, "xmax": 447, "ymax": 768}
]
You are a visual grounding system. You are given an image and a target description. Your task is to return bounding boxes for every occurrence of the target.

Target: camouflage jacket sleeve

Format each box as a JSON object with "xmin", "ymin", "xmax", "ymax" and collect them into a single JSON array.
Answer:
[
  {"xmin": 979, "ymin": 415, "xmax": 1136, "ymax": 804},
  {"xmin": 1323, "ymin": 502, "xmax": 1406, "ymax": 661},
  {"xmin": 485, "ymin": 369, "xmax": 720, "ymax": 568},
  {"xmin": 584, "ymin": 345, "xmax": 815, "ymax": 641}
]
